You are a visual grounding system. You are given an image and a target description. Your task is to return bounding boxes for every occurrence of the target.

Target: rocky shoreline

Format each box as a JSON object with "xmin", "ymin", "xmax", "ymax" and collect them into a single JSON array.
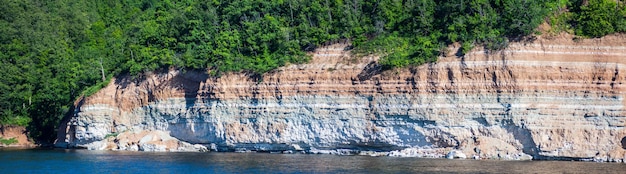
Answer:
[{"xmin": 70, "ymin": 133, "xmax": 626, "ymax": 163}]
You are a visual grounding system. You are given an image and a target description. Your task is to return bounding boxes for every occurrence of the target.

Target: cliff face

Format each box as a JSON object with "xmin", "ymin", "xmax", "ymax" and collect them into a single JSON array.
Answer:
[{"xmin": 56, "ymin": 34, "xmax": 626, "ymax": 161}]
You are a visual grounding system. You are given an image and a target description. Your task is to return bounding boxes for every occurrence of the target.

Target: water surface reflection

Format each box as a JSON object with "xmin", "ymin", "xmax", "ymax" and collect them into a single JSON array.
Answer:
[{"xmin": 0, "ymin": 149, "xmax": 624, "ymax": 173}]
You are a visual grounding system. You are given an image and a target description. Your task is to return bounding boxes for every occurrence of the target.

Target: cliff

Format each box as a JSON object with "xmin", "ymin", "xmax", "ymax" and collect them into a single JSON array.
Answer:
[{"xmin": 56, "ymin": 34, "xmax": 626, "ymax": 161}]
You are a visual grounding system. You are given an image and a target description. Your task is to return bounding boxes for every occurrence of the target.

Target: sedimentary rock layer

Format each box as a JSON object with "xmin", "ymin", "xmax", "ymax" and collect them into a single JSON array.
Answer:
[{"xmin": 56, "ymin": 34, "xmax": 626, "ymax": 161}]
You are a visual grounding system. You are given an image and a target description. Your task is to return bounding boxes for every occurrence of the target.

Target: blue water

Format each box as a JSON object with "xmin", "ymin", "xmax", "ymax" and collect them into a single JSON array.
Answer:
[{"xmin": 0, "ymin": 149, "xmax": 625, "ymax": 173}]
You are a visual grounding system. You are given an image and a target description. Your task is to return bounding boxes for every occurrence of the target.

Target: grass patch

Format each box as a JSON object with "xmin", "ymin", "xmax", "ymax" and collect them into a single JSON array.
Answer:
[
  {"xmin": 81, "ymin": 78, "xmax": 111, "ymax": 97},
  {"xmin": 0, "ymin": 137, "xmax": 18, "ymax": 145},
  {"xmin": 104, "ymin": 132, "xmax": 119, "ymax": 139}
]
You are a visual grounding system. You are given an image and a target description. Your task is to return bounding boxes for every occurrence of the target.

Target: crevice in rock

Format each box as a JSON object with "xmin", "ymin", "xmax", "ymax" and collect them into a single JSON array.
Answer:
[
  {"xmin": 427, "ymin": 62, "xmax": 438, "ymax": 93},
  {"xmin": 177, "ymin": 71, "xmax": 209, "ymax": 109},
  {"xmin": 503, "ymin": 119, "xmax": 539, "ymax": 158},
  {"xmin": 357, "ymin": 61, "xmax": 382, "ymax": 81},
  {"xmin": 610, "ymin": 64, "xmax": 619, "ymax": 89},
  {"xmin": 621, "ymin": 136, "xmax": 626, "ymax": 150}
]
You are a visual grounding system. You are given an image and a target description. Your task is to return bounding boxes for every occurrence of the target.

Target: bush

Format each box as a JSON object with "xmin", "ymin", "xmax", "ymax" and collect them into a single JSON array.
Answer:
[
  {"xmin": 0, "ymin": 137, "xmax": 18, "ymax": 145},
  {"xmin": 104, "ymin": 132, "xmax": 119, "ymax": 139},
  {"xmin": 1, "ymin": 116, "xmax": 31, "ymax": 127},
  {"xmin": 575, "ymin": 0, "xmax": 618, "ymax": 37}
]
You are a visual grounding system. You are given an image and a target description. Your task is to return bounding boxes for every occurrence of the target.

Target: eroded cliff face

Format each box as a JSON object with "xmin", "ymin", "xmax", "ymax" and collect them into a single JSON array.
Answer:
[{"xmin": 56, "ymin": 34, "xmax": 626, "ymax": 161}]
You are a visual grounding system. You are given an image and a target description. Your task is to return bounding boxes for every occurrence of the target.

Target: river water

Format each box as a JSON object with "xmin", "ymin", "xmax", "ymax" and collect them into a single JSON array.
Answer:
[{"xmin": 0, "ymin": 149, "xmax": 624, "ymax": 173}]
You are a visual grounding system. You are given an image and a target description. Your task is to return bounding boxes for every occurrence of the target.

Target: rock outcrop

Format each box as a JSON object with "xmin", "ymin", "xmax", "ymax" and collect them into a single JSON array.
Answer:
[{"xmin": 56, "ymin": 34, "xmax": 626, "ymax": 161}]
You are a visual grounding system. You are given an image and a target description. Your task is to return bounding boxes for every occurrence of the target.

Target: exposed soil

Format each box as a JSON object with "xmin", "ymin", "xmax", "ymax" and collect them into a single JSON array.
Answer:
[{"xmin": 0, "ymin": 125, "xmax": 35, "ymax": 148}]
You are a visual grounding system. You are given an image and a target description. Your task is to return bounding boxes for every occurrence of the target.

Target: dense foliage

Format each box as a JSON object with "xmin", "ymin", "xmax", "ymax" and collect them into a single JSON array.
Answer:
[
  {"xmin": 574, "ymin": 0, "xmax": 626, "ymax": 37},
  {"xmin": 0, "ymin": 0, "xmax": 624, "ymax": 143},
  {"xmin": 546, "ymin": 0, "xmax": 626, "ymax": 37}
]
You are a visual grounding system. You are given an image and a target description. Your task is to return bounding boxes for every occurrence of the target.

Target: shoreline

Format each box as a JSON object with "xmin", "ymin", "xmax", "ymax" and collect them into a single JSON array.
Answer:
[{"xmin": 42, "ymin": 146, "xmax": 626, "ymax": 163}]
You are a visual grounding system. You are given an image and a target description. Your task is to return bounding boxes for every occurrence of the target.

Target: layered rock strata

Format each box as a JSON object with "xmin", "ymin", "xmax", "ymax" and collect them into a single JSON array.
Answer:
[{"xmin": 56, "ymin": 34, "xmax": 626, "ymax": 161}]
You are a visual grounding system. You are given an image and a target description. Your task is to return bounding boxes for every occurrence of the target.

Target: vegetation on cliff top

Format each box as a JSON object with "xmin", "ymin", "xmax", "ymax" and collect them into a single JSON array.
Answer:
[{"xmin": 0, "ymin": 0, "xmax": 625, "ymax": 143}]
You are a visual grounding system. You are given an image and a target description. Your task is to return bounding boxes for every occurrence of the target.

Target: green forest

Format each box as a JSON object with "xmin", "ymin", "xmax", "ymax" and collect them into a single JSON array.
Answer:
[{"xmin": 1, "ymin": 0, "xmax": 625, "ymax": 143}]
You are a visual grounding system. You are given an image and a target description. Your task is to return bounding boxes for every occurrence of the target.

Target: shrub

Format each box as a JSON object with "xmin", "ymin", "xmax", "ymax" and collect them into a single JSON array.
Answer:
[{"xmin": 0, "ymin": 137, "xmax": 18, "ymax": 145}]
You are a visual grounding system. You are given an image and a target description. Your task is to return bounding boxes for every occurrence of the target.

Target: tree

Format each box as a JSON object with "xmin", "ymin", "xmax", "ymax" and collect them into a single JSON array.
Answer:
[{"xmin": 576, "ymin": 0, "xmax": 618, "ymax": 37}]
